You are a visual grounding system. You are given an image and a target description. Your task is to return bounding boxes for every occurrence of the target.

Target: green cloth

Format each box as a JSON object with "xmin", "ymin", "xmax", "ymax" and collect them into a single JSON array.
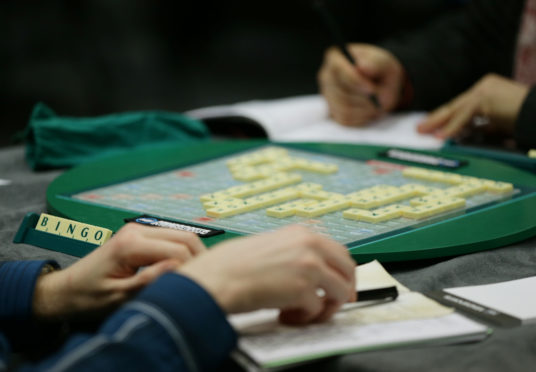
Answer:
[{"xmin": 25, "ymin": 103, "xmax": 209, "ymax": 170}]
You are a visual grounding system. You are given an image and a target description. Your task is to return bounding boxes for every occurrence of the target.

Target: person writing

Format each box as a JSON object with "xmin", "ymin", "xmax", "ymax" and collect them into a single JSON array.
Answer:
[
  {"xmin": 0, "ymin": 223, "xmax": 355, "ymax": 371},
  {"xmin": 318, "ymin": 0, "xmax": 536, "ymax": 150}
]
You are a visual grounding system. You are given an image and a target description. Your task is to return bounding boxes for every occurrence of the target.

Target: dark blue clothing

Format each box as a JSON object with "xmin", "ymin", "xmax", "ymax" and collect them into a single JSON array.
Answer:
[
  {"xmin": 382, "ymin": 0, "xmax": 536, "ymax": 149},
  {"xmin": 0, "ymin": 261, "xmax": 237, "ymax": 371}
]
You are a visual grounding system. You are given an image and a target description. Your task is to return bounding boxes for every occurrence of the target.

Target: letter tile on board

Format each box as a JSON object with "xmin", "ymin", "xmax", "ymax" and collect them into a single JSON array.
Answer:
[{"xmin": 35, "ymin": 213, "xmax": 112, "ymax": 245}]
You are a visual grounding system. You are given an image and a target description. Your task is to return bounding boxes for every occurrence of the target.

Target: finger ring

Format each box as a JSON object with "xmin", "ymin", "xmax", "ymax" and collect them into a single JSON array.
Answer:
[{"xmin": 472, "ymin": 115, "xmax": 490, "ymax": 127}]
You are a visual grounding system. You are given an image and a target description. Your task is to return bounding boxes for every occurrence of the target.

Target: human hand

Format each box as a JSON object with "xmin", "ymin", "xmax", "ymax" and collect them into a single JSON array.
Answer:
[
  {"xmin": 33, "ymin": 223, "xmax": 206, "ymax": 320},
  {"xmin": 178, "ymin": 225, "xmax": 356, "ymax": 325},
  {"xmin": 417, "ymin": 74, "xmax": 530, "ymax": 139},
  {"xmin": 318, "ymin": 43, "xmax": 406, "ymax": 126}
]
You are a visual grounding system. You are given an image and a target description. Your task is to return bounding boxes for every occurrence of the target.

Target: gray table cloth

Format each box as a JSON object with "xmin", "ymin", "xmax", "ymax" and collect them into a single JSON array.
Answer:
[{"xmin": 1, "ymin": 145, "xmax": 535, "ymax": 372}]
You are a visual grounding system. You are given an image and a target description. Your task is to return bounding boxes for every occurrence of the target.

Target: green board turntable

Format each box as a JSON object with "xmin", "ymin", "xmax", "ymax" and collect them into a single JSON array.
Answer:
[{"xmin": 45, "ymin": 141, "xmax": 536, "ymax": 262}]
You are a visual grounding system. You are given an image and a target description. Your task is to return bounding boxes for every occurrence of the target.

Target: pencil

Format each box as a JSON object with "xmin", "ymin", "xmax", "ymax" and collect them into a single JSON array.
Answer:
[{"xmin": 313, "ymin": 0, "xmax": 382, "ymax": 109}]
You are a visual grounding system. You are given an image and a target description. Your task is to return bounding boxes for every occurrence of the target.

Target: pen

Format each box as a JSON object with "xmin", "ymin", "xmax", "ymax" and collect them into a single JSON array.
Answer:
[
  {"xmin": 356, "ymin": 285, "xmax": 399, "ymax": 302},
  {"xmin": 313, "ymin": 0, "xmax": 382, "ymax": 109}
]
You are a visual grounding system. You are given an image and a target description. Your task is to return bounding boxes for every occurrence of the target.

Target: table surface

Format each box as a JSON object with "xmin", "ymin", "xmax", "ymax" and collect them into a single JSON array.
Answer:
[{"xmin": 1, "ymin": 145, "xmax": 535, "ymax": 372}]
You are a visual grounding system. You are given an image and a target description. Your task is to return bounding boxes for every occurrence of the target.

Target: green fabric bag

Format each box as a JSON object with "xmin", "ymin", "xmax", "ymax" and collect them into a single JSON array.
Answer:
[{"xmin": 25, "ymin": 103, "xmax": 210, "ymax": 170}]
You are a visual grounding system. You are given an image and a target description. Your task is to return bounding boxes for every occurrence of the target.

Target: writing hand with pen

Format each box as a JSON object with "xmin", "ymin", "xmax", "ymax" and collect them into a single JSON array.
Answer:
[
  {"xmin": 319, "ymin": 44, "xmax": 531, "ymax": 142},
  {"xmin": 318, "ymin": 43, "xmax": 406, "ymax": 127}
]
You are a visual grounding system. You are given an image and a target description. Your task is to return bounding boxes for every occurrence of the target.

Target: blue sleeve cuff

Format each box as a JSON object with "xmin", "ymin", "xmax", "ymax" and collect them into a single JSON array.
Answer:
[
  {"xmin": 0, "ymin": 260, "xmax": 59, "ymax": 320},
  {"xmin": 133, "ymin": 273, "xmax": 238, "ymax": 371}
]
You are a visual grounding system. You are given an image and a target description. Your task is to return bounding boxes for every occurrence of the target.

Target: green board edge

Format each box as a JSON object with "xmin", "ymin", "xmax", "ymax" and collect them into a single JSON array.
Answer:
[{"xmin": 46, "ymin": 141, "xmax": 536, "ymax": 262}]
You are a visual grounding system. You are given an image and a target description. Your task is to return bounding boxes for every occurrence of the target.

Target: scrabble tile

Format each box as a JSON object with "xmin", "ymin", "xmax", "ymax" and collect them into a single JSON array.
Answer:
[
  {"xmin": 441, "ymin": 173, "xmax": 465, "ymax": 184},
  {"xmin": 202, "ymin": 197, "xmax": 241, "ymax": 209},
  {"xmin": 347, "ymin": 196, "xmax": 382, "ymax": 209},
  {"xmin": 401, "ymin": 205, "xmax": 440, "ymax": 219},
  {"xmin": 399, "ymin": 184, "xmax": 441, "ymax": 196},
  {"xmin": 266, "ymin": 199, "xmax": 318, "ymax": 218},
  {"xmin": 206, "ymin": 205, "xmax": 245, "ymax": 218},
  {"xmin": 231, "ymin": 170, "xmax": 267, "ymax": 182},
  {"xmin": 343, "ymin": 205, "xmax": 404, "ymax": 223},
  {"xmin": 401, "ymin": 195, "xmax": 465, "ymax": 219},
  {"xmin": 35, "ymin": 213, "xmax": 112, "ymax": 245},
  {"xmin": 449, "ymin": 183, "xmax": 486, "ymax": 197},
  {"xmin": 295, "ymin": 197, "xmax": 351, "ymax": 218},
  {"xmin": 482, "ymin": 181, "xmax": 514, "ymax": 193},
  {"xmin": 299, "ymin": 190, "xmax": 344, "ymax": 200},
  {"xmin": 200, "ymin": 190, "xmax": 235, "ymax": 202},
  {"xmin": 367, "ymin": 185, "xmax": 400, "ymax": 194},
  {"xmin": 402, "ymin": 167, "xmax": 430, "ymax": 179},
  {"xmin": 293, "ymin": 182, "xmax": 324, "ymax": 191},
  {"xmin": 436, "ymin": 197, "xmax": 466, "ymax": 211},
  {"xmin": 342, "ymin": 208, "xmax": 371, "ymax": 221},
  {"xmin": 244, "ymin": 188, "xmax": 299, "ymax": 209}
]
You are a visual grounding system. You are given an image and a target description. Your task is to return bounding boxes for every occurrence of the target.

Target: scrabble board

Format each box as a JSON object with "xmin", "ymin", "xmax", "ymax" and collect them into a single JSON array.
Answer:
[{"xmin": 46, "ymin": 141, "xmax": 536, "ymax": 262}]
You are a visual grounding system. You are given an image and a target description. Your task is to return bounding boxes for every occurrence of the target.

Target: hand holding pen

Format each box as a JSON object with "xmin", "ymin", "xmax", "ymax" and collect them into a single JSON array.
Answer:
[{"xmin": 315, "ymin": 1, "xmax": 408, "ymax": 127}]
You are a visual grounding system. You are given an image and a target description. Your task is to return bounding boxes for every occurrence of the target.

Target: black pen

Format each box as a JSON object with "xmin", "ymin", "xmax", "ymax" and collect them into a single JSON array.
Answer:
[
  {"xmin": 356, "ymin": 285, "xmax": 399, "ymax": 302},
  {"xmin": 313, "ymin": 0, "xmax": 382, "ymax": 109}
]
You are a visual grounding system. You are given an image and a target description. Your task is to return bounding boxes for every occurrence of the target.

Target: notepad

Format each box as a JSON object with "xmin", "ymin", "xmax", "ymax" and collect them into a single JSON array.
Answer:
[
  {"xmin": 186, "ymin": 95, "xmax": 443, "ymax": 150},
  {"xmin": 442, "ymin": 276, "xmax": 536, "ymax": 326},
  {"xmin": 230, "ymin": 261, "xmax": 490, "ymax": 371}
]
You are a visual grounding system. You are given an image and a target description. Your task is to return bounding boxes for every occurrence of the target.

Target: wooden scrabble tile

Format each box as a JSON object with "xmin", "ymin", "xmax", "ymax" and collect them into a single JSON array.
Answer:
[
  {"xmin": 401, "ymin": 167, "xmax": 430, "ymax": 179},
  {"xmin": 343, "ymin": 205, "xmax": 404, "ymax": 223},
  {"xmin": 367, "ymin": 185, "xmax": 400, "ymax": 194},
  {"xmin": 295, "ymin": 197, "xmax": 350, "ymax": 218},
  {"xmin": 266, "ymin": 199, "xmax": 318, "ymax": 218},
  {"xmin": 482, "ymin": 181, "xmax": 514, "ymax": 193},
  {"xmin": 347, "ymin": 196, "xmax": 382, "ymax": 209},
  {"xmin": 449, "ymin": 183, "xmax": 486, "ymax": 197},
  {"xmin": 436, "ymin": 197, "xmax": 466, "ymax": 211},
  {"xmin": 342, "ymin": 208, "xmax": 371, "ymax": 221},
  {"xmin": 200, "ymin": 190, "xmax": 235, "ymax": 202},
  {"xmin": 402, "ymin": 196, "xmax": 465, "ymax": 219},
  {"xmin": 401, "ymin": 205, "xmax": 439, "ymax": 219},
  {"xmin": 35, "ymin": 213, "xmax": 112, "ymax": 245},
  {"xmin": 399, "ymin": 184, "xmax": 442, "ymax": 196},
  {"xmin": 288, "ymin": 158, "xmax": 339, "ymax": 174},
  {"xmin": 299, "ymin": 190, "xmax": 344, "ymax": 200},
  {"xmin": 231, "ymin": 170, "xmax": 267, "ymax": 182},
  {"xmin": 206, "ymin": 205, "xmax": 244, "ymax": 218},
  {"xmin": 441, "ymin": 173, "xmax": 465, "ymax": 184},
  {"xmin": 202, "ymin": 197, "xmax": 241, "ymax": 209},
  {"xmin": 293, "ymin": 182, "xmax": 324, "ymax": 191}
]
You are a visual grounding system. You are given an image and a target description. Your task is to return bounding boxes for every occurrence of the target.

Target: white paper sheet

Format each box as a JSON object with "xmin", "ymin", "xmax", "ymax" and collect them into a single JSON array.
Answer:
[
  {"xmin": 445, "ymin": 276, "xmax": 536, "ymax": 324},
  {"xmin": 186, "ymin": 95, "xmax": 443, "ymax": 150},
  {"xmin": 230, "ymin": 261, "xmax": 487, "ymax": 370}
]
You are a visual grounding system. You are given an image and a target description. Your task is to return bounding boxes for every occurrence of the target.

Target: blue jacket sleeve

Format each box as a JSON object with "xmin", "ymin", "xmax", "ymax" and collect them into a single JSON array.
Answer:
[
  {"xmin": 0, "ymin": 260, "xmax": 61, "ymax": 362},
  {"xmin": 17, "ymin": 273, "xmax": 237, "ymax": 372}
]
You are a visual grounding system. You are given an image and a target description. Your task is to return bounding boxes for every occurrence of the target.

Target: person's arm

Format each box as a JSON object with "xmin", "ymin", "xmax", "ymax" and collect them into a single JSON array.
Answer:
[
  {"xmin": 32, "ymin": 223, "xmax": 206, "ymax": 321},
  {"xmin": 20, "ymin": 273, "xmax": 236, "ymax": 372},
  {"xmin": 381, "ymin": 0, "xmax": 525, "ymax": 111},
  {"xmin": 0, "ymin": 260, "xmax": 61, "ymax": 353},
  {"xmin": 0, "ymin": 223, "xmax": 205, "ymax": 366},
  {"xmin": 179, "ymin": 225, "xmax": 356, "ymax": 325},
  {"xmin": 514, "ymin": 87, "xmax": 536, "ymax": 150},
  {"xmin": 12, "ymin": 225, "xmax": 355, "ymax": 371}
]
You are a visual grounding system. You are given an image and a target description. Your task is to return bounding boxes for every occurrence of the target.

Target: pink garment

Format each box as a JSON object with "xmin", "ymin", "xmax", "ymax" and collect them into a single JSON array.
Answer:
[{"xmin": 514, "ymin": 0, "xmax": 536, "ymax": 85}]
